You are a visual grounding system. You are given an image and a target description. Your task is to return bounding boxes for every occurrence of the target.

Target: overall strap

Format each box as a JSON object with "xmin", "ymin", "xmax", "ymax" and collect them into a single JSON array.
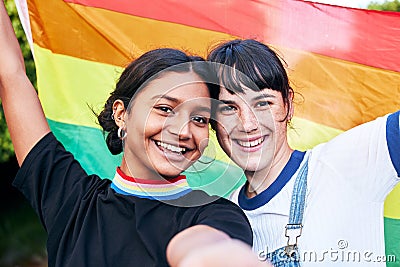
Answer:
[{"xmin": 284, "ymin": 153, "xmax": 310, "ymax": 256}]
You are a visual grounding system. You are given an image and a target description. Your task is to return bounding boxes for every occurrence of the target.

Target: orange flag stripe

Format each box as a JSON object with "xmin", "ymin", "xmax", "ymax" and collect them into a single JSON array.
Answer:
[
  {"xmin": 28, "ymin": 0, "xmax": 234, "ymax": 67},
  {"xmin": 282, "ymin": 47, "xmax": 400, "ymax": 130},
  {"xmin": 63, "ymin": 0, "xmax": 400, "ymax": 72},
  {"xmin": 28, "ymin": 0, "xmax": 400, "ymax": 130}
]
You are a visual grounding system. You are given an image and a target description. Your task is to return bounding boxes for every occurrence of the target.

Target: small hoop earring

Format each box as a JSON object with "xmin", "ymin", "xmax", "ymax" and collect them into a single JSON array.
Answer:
[
  {"xmin": 117, "ymin": 127, "xmax": 127, "ymax": 140},
  {"xmin": 111, "ymin": 107, "xmax": 117, "ymax": 120}
]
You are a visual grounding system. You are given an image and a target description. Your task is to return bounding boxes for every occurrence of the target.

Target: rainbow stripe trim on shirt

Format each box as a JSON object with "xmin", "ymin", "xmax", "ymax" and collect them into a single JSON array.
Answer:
[{"xmin": 111, "ymin": 168, "xmax": 192, "ymax": 200}]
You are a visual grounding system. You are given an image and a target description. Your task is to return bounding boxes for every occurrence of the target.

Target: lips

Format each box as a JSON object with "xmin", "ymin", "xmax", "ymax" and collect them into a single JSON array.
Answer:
[
  {"xmin": 235, "ymin": 136, "xmax": 265, "ymax": 148},
  {"xmin": 154, "ymin": 140, "xmax": 192, "ymax": 154}
]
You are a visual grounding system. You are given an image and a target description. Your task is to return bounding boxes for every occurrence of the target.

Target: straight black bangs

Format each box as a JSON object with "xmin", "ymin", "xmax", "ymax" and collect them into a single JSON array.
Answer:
[{"xmin": 208, "ymin": 39, "xmax": 289, "ymax": 96}]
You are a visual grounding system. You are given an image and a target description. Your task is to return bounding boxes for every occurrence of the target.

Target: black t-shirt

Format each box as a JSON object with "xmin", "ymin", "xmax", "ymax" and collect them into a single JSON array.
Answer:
[{"xmin": 13, "ymin": 133, "xmax": 252, "ymax": 267}]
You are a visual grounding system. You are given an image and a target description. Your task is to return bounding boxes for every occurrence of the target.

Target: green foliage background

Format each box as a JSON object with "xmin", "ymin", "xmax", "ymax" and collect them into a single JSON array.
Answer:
[
  {"xmin": 369, "ymin": 0, "xmax": 400, "ymax": 11},
  {"xmin": 0, "ymin": 0, "xmax": 36, "ymax": 163}
]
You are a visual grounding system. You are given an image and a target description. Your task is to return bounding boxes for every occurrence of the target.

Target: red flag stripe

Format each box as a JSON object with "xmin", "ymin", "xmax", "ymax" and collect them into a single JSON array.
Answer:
[{"xmin": 63, "ymin": 0, "xmax": 400, "ymax": 72}]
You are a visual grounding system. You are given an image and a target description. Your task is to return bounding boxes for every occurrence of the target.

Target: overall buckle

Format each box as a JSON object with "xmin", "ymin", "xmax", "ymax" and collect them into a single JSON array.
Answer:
[{"xmin": 284, "ymin": 224, "xmax": 302, "ymax": 257}]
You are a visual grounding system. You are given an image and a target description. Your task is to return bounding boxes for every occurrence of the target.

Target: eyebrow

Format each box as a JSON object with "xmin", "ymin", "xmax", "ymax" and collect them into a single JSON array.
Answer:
[
  {"xmin": 219, "ymin": 100, "xmax": 236, "ymax": 105},
  {"xmin": 252, "ymin": 94, "xmax": 276, "ymax": 101},
  {"xmin": 219, "ymin": 94, "xmax": 276, "ymax": 105},
  {"xmin": 152, "ymin": 94, "xmax": 179, "ymax": 103},
  {"xmin": 152, "ymin": 94, "xmax": 211, "ymax": 113}
]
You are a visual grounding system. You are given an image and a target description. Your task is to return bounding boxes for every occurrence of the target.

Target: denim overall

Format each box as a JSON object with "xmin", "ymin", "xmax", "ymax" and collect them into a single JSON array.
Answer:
[{"xmin": 266, "ymin": 156, "xmax": 309, "ymax": 267}]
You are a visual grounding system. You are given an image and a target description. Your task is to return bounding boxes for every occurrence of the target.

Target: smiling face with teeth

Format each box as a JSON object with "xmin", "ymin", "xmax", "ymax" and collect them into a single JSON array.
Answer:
[
  {"xmin": 215, "ymin": 86, "xmax": 292, "ymax": 176},
  {"xmin": 119, "ymin": 71, "xmax": 212, "ymax": 180}
]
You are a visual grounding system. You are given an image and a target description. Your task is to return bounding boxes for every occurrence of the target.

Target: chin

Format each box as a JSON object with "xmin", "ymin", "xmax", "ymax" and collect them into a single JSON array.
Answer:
[
  {"xmin": 232, "ymin": 156, "xmax": 261, "ymax": 170},
  {"xmin": 158, "ymin": 171, "xmax": 182, "ymax": 179},
  {"xmin": 154, "ymin": 156, "xmax": 198, "ymax": 179},
  {"xmin": 156, "ymin": 166, "xmax": 184, "ymax": 179}
]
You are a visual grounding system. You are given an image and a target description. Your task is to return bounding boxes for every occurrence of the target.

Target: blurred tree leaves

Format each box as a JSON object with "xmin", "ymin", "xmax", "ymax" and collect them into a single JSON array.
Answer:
[
  {"xmin": 368, "ymin": 0, "xmax": 400, "ymax": 11},
  {"xmin": 0, "ymin": 0, "xmax": 36, "ymax": 162}
]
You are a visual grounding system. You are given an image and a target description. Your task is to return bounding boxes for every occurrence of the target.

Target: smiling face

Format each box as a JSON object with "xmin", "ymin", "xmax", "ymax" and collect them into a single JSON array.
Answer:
[
  {"xmin": 122, "ymin": 71, "xmax": 211, "ymax": 180},
  {"xmin": 215, "ymin": 86, "xmax": 291, "ymax": 174}
]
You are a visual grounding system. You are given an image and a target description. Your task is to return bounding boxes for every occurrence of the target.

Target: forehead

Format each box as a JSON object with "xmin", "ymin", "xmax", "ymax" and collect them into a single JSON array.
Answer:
[{"xmin": 129, "ymin": 71, "xmax": 211, "ymax": 111}]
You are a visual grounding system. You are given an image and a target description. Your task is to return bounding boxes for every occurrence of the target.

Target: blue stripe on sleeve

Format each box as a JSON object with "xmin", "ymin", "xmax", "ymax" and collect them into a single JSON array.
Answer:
[{"xmin": 386, "ymin": 111, "xmax": 400, "ymax": 177}]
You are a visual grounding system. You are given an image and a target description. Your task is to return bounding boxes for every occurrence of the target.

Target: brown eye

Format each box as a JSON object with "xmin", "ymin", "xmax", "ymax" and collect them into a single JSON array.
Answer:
[
  {"xmin": 155, "ymin": 106, "xmax": 174, "ymax": 114},
  {"xmin": 255, "ymin": 101, "xmax": 271, "ymax": 108},
  {"xmin": 218, "ymin": 105, "xmax": 236, "ymax": 115},
  {"xmin": 191, "ymin": 116, "xmax": 209, "ymax": 125}
]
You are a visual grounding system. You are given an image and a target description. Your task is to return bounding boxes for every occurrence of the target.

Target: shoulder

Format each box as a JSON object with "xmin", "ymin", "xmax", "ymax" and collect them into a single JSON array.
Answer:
[
  {"xmin": 167, "ymin": 190, "xmax": 243, "ymax": 211},
  {"xmin": 164, "ymin": 189, "xmax": 248, "ymax": 222},
  {"xmin": 19, "ymin": 132, "xmax": 68, "ymax": 168},
  {"xmin": 179, "ymin": 191, "xmax": 252, "ymax": 246},
  {"xmin": 188, "ymin": 190, "xmax": 244, "ymax": 208},
  {"xmin": 227, "ymin": 187, "xmax": 241, "ymax": 204}
]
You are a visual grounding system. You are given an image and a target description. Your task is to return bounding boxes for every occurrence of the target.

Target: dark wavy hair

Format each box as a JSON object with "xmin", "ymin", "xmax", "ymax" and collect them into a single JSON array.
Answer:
[
  {"xmin": 207, "ymin": 39, "xmax": 293, "ymax": 130},
  {"xmin": 98, "ymin": 48, "xmax": 219, "ymax": 155}
]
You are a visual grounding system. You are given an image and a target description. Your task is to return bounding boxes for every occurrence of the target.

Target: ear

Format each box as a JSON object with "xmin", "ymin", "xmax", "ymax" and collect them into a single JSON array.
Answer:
[
  {"xmin": 287, "ymin": 89, "xmax": 294, "ymax": 121},
  {"xmin": 112, "ymin": 100, "xmax": 127, "ymax": 128}
]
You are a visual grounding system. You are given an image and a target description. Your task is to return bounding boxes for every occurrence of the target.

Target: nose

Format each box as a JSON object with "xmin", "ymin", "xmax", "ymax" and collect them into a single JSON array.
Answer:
[
  {"xmin": 238, "ymin": 107, "xmax": 259, "ymax": 133},
  {"xmin": 166, "ymin": 113, "xmax": 191, "ymax": 140}
]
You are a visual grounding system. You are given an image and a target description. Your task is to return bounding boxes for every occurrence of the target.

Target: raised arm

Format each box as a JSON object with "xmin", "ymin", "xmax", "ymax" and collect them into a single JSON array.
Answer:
[{"xmin": 0, "ymin": 1, "xmax": 50, "ymax": 166}]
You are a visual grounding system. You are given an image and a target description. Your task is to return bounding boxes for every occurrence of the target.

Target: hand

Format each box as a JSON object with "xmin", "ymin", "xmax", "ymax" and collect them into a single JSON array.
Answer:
[
  {"xmin": 178, "ymin": 239, "xmax": 272, "ymax": 267},
  {"xmin": 0, "ymin": 1, "xmax": 25, "ymax": 82},
  {"xmin": 167, "ymin": 225, "xmax": 272, "ymax": 267}
]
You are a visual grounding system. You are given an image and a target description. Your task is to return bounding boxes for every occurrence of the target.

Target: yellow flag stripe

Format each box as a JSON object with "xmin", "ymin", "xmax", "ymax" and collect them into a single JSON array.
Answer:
[{"xmin": 35, "ymin": 43, "xmax": 400, "ymax": 134}]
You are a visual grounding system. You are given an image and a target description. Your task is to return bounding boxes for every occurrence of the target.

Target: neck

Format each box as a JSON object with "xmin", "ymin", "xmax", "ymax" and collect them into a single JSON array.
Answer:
[{"xmin": 244, "ymin": 143, "xmax": 293, "ymax": 198}]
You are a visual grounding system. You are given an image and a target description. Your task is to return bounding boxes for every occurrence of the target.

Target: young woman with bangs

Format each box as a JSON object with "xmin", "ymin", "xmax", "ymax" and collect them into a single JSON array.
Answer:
[{"xmin": 208, "ymin": 39, "xmax": 399, "ymax": 267}]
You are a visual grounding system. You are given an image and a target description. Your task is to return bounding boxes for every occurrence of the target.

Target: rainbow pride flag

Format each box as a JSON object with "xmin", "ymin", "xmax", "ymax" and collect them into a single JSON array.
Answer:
[{"xmin": 15, "ymin": 0, "xmax": 400, "ymax": 265}]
